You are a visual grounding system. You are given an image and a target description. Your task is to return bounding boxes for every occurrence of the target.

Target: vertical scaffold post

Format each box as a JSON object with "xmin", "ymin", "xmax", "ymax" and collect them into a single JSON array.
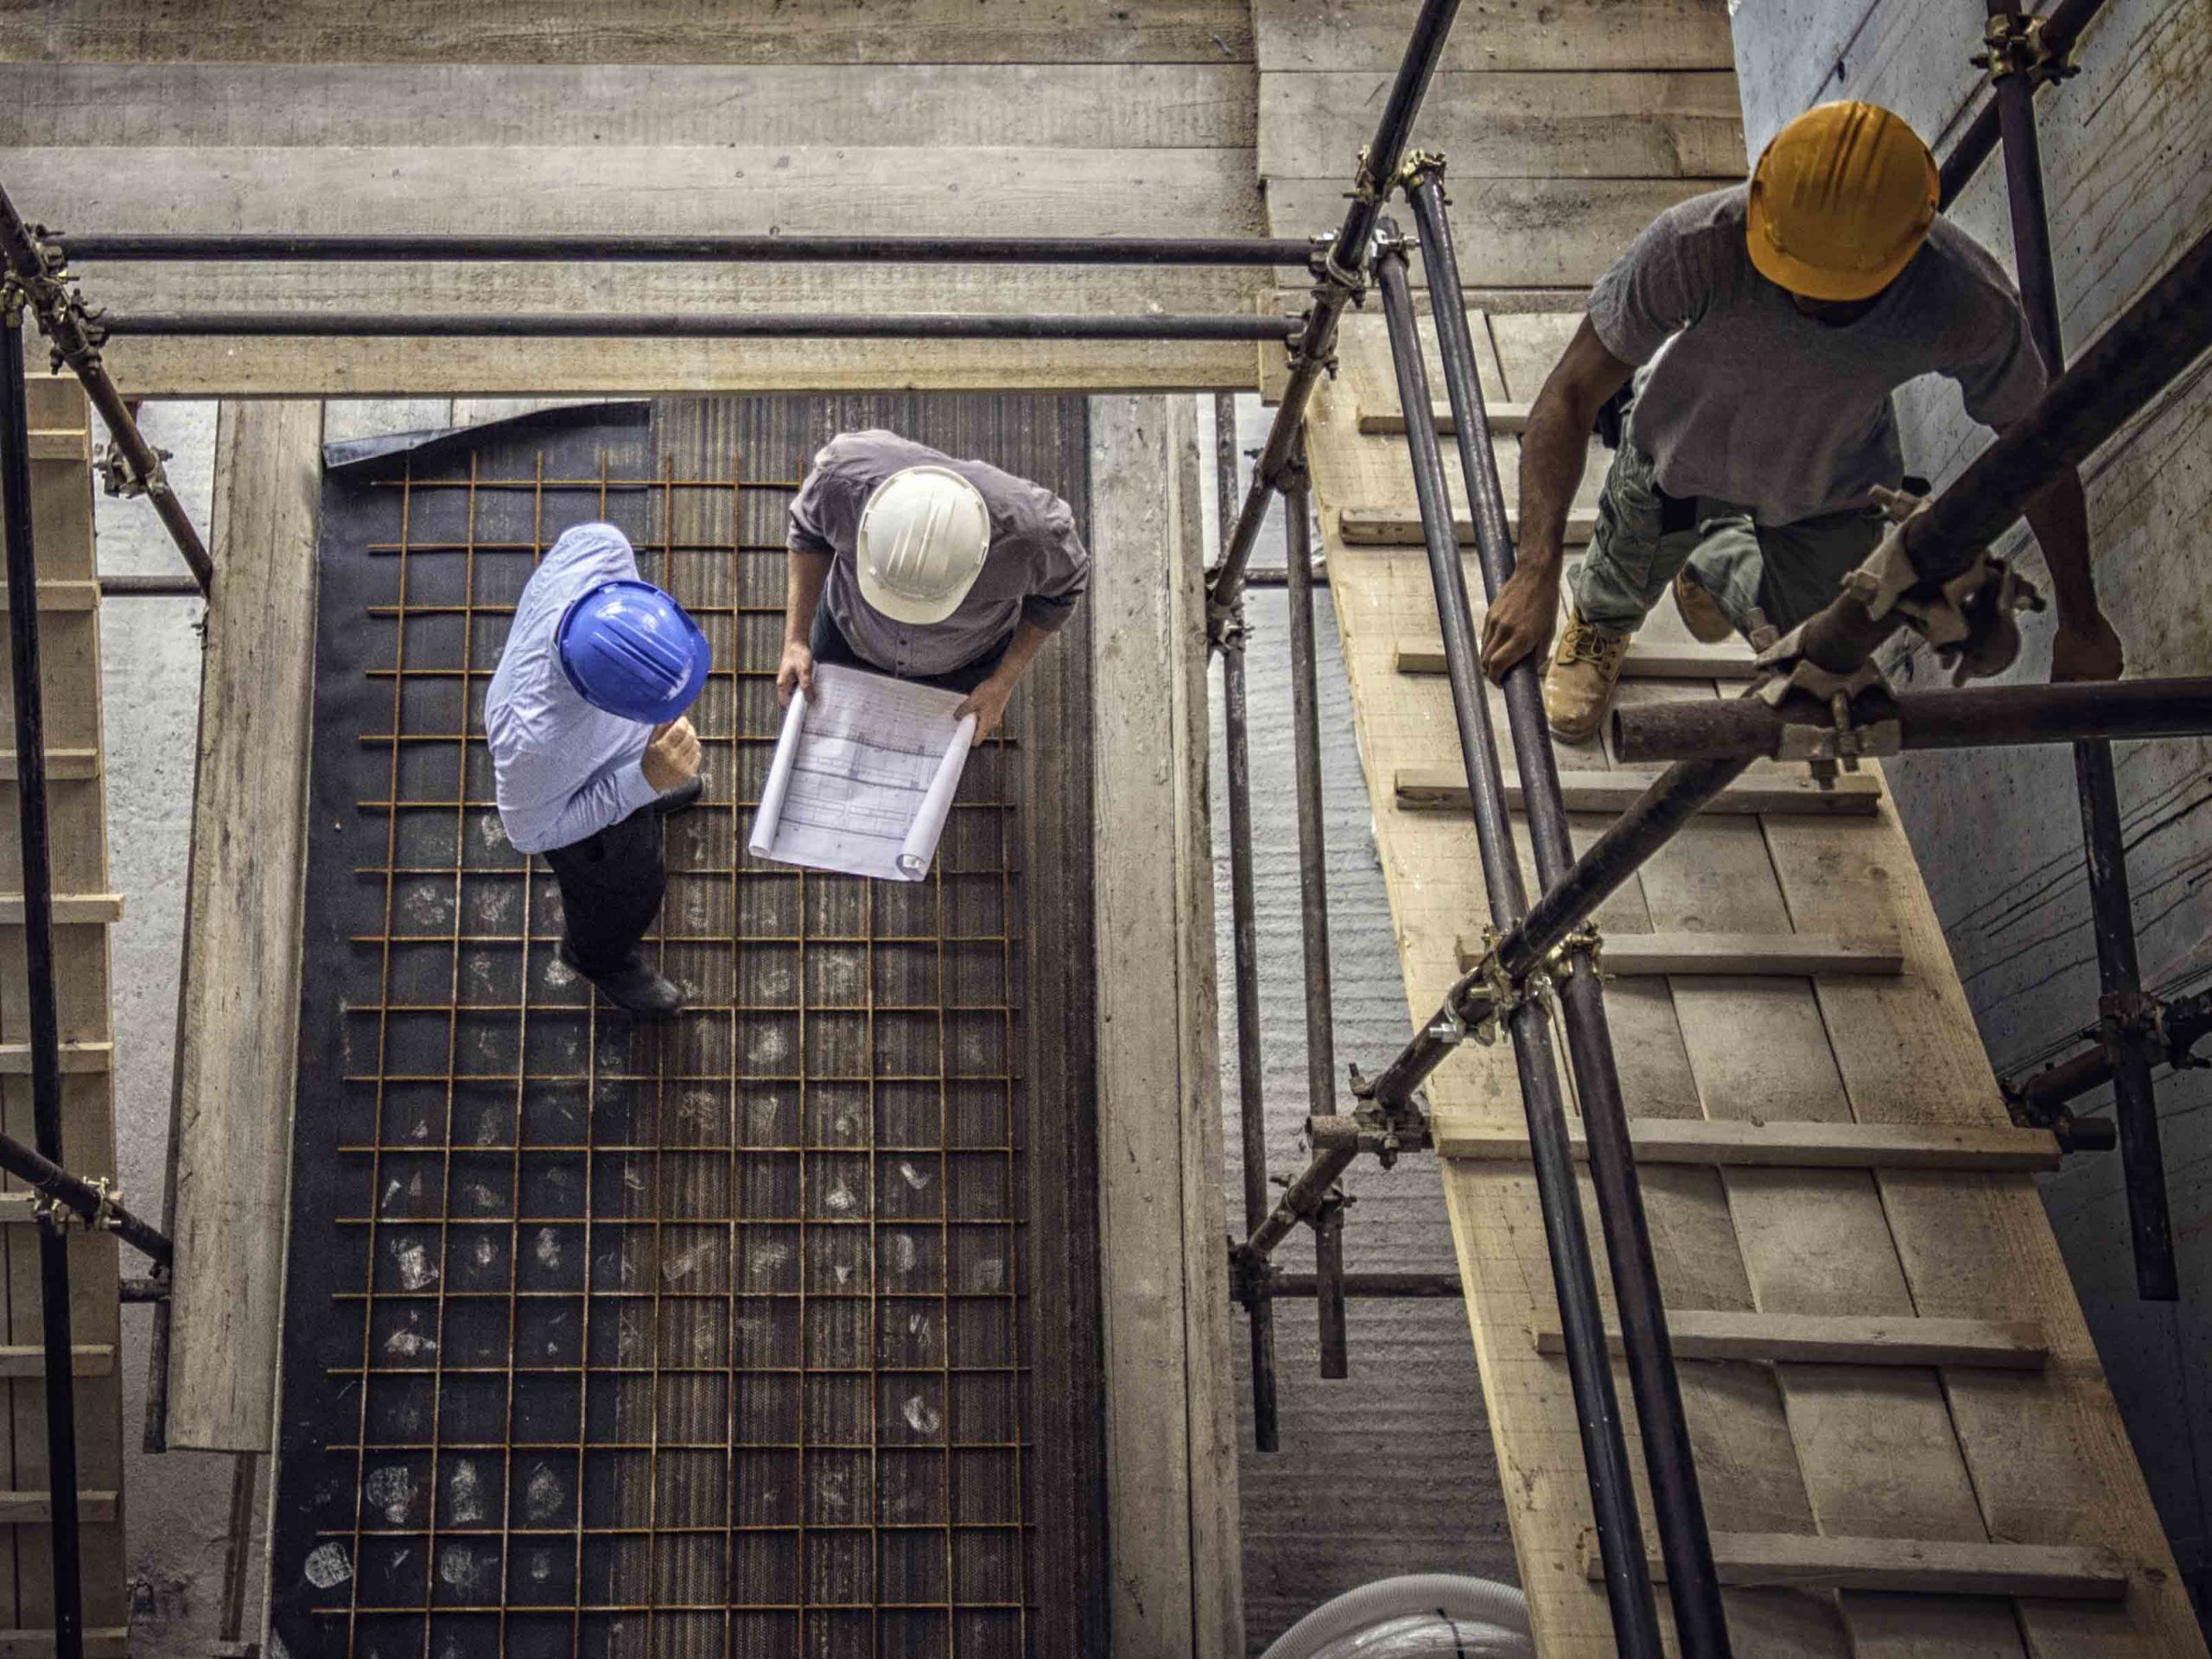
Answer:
[
  {"xmin": 1, "ymin": 284, "xmax": 87, "ymax": 1659},
  {"xmin": 1980, "ymin": 0, "xmax": 2176, "ymax": 1300},
  {"xmin": 1372, "ymin": 219, "xmax": 1665, "ymax": 1659},
  {"xmin": 1217, "ymin": 395, "xmax": 1282, "ymax": 1451},
  {"xmin": 1404, "ymin": 163, "xmax": 1731, "ymax": 1656}
]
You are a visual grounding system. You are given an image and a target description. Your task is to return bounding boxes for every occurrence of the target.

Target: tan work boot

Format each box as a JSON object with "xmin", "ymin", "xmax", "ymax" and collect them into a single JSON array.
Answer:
[
  {"xmin": 1543, "ymin": 607, "xmax": 1630, "ymax": 741},
  {"xmin": 1671, "ymin": 569, "xmax": 1733, "ymax": 644}
]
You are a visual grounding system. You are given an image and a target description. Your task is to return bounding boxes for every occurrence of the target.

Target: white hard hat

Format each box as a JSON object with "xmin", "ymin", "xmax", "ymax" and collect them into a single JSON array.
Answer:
[{"xmin": 855, "ymin": 465, "xmax": 991, "ymax": 627}]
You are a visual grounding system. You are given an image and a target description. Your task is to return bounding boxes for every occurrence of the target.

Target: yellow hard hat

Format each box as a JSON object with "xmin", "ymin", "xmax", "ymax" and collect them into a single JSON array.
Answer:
[{"xmin": 1746, "ymin": 101, "xmax": 1939, "ymax": 302}]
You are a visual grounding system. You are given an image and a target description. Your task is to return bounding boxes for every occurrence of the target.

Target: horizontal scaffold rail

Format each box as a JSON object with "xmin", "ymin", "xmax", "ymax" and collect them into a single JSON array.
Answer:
[{"xmin": 99, "ymin": 310, "xmax": 1301, "ymax": 341}]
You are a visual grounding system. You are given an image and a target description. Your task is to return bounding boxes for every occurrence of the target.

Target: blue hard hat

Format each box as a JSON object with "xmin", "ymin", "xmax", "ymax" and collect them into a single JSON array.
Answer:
[{"xmin": 555, "ymin": 579, "xmax": 712, "ymax": 723}]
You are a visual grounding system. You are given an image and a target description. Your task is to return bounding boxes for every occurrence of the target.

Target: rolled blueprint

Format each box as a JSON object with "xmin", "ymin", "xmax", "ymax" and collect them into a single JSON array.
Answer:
[
  {"xmin": 747, "ymin": 684, "xmax": 809, "ymax": 862},
  {"xmin": 895, "ymin": 714, "xmax": 979, "ymax": 880}
]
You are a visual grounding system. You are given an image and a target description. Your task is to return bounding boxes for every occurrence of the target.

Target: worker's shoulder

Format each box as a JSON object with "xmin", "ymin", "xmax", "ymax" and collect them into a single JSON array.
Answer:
[
  {"xmin": 1917, "ymin": 217, "xmax": 2026, "ymax": 311},
  {"xmin": 814, "ymin": 429, "xmax": 944, "ymax": 474}
]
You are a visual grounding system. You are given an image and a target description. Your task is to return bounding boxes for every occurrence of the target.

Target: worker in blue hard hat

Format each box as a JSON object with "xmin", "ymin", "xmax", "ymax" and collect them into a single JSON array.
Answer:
[{"xmin": 486, "ymin": 522, "xmax": 713, "ymax": 1018}]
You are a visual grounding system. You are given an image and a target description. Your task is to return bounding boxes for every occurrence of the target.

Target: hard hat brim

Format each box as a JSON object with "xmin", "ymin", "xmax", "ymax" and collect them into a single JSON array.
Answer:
[{"xmin": 855, "ymin": 560, "xmax": 980, "ymax": 628}]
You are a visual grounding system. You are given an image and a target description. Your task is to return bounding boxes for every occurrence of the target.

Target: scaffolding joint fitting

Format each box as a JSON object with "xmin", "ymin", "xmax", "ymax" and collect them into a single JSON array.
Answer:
[
  {"xmin": 36, "ymin": 1176, "xmax": 122, "ymax": 1237},
  {"xmin": 1226, "ymin": 1241, "xmax": 1274, "ymax": 1309},
  {"xmin": 97, "ymin": 438, "xmax": 173, "ymax": 501},
  {"xmin": 1396, "ymin": 150, "xmax": 1449, "ymax": 194},
  {"xmin": 1548, "ymin": 923, "xmax": 1609, "ymax": 982},
  {"xmin": 1841, "ymin": 486, "xmax": 2044, "ymax": 685},
  {"xmin": 1345, "ymin": 1065, "xmax": 1432, "ymax": 1170},
  {"xmin": 1207, "ymin": 598, "xmax": 1249, "ymax": 654},
  {"xmin": 1975, "ymin": 11, "xmax": 2079, "ymax": 86}
]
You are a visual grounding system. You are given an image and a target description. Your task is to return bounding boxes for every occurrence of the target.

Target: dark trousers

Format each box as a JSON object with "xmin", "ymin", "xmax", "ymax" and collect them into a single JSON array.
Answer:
[
  {"xmin": 543, "ymin": 802, "xmax": 665, "ymax": 976},
  {"xmin": 809, "ymin": 594, "xmax": 1010, "ymax": 695}
]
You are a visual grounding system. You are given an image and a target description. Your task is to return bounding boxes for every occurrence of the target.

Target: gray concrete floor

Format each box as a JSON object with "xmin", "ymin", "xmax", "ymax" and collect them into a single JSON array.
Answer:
[{"xmin": 90, "ymin": 398, "xmax": 252, "ymax": 1656}]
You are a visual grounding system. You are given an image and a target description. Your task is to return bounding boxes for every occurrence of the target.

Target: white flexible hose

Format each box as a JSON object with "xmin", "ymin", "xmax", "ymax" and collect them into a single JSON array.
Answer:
[{"xmin": 1260, "ymin": 1573, "xmax": 1533, "ymax": 1659}]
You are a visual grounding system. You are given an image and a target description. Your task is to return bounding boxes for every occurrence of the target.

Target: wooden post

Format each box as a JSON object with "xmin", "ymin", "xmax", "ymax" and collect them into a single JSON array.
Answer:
[
  {"xmin": 1089, "ymin": 393, "xmax": 1243, "ymax": 1657},
  {"xmin": 165, "ymin": 400, "xmax": 322, "ymax": 1451}
]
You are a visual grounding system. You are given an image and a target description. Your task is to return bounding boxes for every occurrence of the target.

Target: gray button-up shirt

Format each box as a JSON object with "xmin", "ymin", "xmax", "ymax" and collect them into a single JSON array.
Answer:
[{"xmin": 787, "ymin": 430, "xmax": 1090, "ymax": 678}]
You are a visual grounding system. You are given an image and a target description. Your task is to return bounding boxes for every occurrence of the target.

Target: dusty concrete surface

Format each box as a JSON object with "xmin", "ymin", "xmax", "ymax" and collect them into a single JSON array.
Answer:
[
  {"xmin": 1204, "ymin": 396, "xmax": 1515, "ymax": 1652},
  {"xmin": 91, "ymin": 397, "xmax": 262, "ymax": 1655}
]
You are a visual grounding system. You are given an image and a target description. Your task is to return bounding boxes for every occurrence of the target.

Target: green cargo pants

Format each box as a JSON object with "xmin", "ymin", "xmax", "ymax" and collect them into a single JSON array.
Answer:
[{"xmin": 1567, "ymin": 434, "xmax": 1888, "ymax": 639}]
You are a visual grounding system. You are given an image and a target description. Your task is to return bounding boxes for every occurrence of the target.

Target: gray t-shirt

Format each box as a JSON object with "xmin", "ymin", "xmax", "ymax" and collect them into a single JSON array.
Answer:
[
  {"xmin": 1586, "ymin": 185, "xmax": 2046, "ymax": 526},
  {"xmin": 787, "ymin": 429, "xmax": 1091, "ymax": 677}
]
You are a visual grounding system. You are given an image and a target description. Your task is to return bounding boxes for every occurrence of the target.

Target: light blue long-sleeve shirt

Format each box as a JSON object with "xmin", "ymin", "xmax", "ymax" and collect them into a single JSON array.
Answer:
[{"xmin": 485, "ymin": 523, "xmax": 664, "ymax": 855}]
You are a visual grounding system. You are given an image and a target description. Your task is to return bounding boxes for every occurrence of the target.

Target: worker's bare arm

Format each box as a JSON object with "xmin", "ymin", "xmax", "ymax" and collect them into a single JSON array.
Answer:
[
  {"xmin": 779, "ymin": 545, "xmax": 835, "ymax": 706},
  {"xmin": 955, "ymin": 620, "xmax": 1053, "ymax": 747},
  {"xmin": 2013, "ymin": 455, "xmax": 2122, "ymax": 683},
  {"xmin": 1480, "ymin": 315, "xmax": 1636, "ymax": 680}
]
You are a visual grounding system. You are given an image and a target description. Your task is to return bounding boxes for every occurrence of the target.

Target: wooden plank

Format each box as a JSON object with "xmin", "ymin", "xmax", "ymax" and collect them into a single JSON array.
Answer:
[
  {"xmin": 0, "ymin": 1349, "xmax": 113, "ymax": 1380},
  {"xmin": 1259, "ymin": 70, "xmax": 1744, "ymax": 181},
  {"xmin": 1253, "ymin": 0, "xmax": 1736, "ymax": 72},
  {"xmin": 0, "ymin": 753, "xmax": 98, "ymax": 782},
  {"xmin": 0, "ymin": 897, "xmax": 123, "ymax": 925},
  {"xmin": 167, "ymin": 400, "xmax": 322, "ymax": 1453},
  {"xmin": 0, "ymin": 61, "xmax": 1257, "ymax": 149},
  {"xmin": 1089, "ymin": 394, "xmax": 1242, "ymax": 1657},
  {"xmin": 0, "ymin": 1200, "xmax": 36, "ymax": 1226},
  {"xmin": 1263, "ymin": 176, "xmax": 1731, "ymax": 285},
  {"xmin": 1454, "ymin": 930, "xmax": 1902, "ymax": 977},
  {"xmin": 1394, "ymin": 639, "xmax": 1757, "ymax": 679},
  {"xmin": 22, "ymin": 435, "xmax": 85, "ymax": 466},
  {"xmin": 0, "ymin": 1492, "xmax": 119, "ymax": 1524},
  {"xmin": 11, "ymin": 0, "xmax": 1256, "ymax": 64},
  {"xmin": 1394, "ymin": 765, "xmax": 1882, "ymax": 817},
  {"xmin": 0, "ymin": 1045, "xmax": 112, "ymax": 1076},
  {"xmin": 1341, "ymin": 504, "xmax": 1597, "ymax": 545},
  {"xmin": 1434, "ymin": 1115, "xmax": 2065, "ymax": 1172},
  {"xmin": 0, "ymin": 583, "xmax": 98, "ymax": 614},
  {"xmin": 1360, "ymin": 400, "xmax": 1531, "ymax": 435},
  {"xmin": 1592, "ymin": 1532, "xmax": 2130, "ymax": 1600},
  {"xmin": 1529, "ymin": 1311, "xmax": 2049, "ymax": 1370}
]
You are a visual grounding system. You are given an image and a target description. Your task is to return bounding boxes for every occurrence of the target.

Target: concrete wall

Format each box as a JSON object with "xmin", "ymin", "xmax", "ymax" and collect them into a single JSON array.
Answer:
[
  {"xmin": 1731, "ymin": 0, "xmax": 2212, "ymax": 1618},
  {"xmin": 1202, "ymin": 396, "xmax": 1516, "ymax": 1652}
]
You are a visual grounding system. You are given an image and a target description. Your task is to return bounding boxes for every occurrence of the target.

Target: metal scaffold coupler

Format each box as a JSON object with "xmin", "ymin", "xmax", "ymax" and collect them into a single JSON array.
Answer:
[
  {"xmin": 1346, "ymin": 1065, "xmax": 1433, "ymax": 1169},
  {"xmin": 1395, "ymin": 149, "xmax": 1449, "ymax": 194},
  {"xmin": 36, "ymin": 1175, "xmax": 123, "ymax": 1237},
  {"xmin": 1207, "ymin": 597, "xmax": 1249, "ymax": 654},
  {"xmin": 1974, "ymin": 11, "xmax": 2080, "ymax": 86},
  {"xmin": 1548, "ymin": 923, "xmax": 1609, "ymax": 982},
  {"xmin": 1226, "ymin": 1240, "xmax": 1273, "ymax": 1309}
]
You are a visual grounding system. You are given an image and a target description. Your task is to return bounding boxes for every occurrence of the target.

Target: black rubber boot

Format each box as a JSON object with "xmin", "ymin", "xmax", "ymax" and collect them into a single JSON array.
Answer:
[
  {"xmin": 558, "ymin": 941, "xmax": 684, "ymax": 1018},
  {"xmin": 652, "ymin": 775, "xmax": 705, "ymax": 819}
]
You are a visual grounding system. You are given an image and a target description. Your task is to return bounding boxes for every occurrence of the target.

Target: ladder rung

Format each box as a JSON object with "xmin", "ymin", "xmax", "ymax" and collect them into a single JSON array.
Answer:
[
  {"xmin": 0, "ymin": 1345, "xmax": 117, "ymax": 1378},
  {"xmin": 1339, "ymin": 504, "xmax": 1599, "ymax": 546},
  {"xmin": 0, "ymin": 1041, "xmax": 114, "ymax": 1076},
  {"xmin": 0, "ymin": 581, "xmax": 99, "ymax": 613},
  {"xmin": 1434, "ymin": 1113, "xmax": 2063, "ymax": 1173},
  {"xmin": 0, "ymin": 1628, "xmax": 130, "ymax": 1658},
  {"xmin": 1459, "ymin": 930, "xmax": 1902, "ymax": 977},
  {"xmin": 0, "ymin": 1491, "xmax": 120, "ymax": 1523},
  {"xmin": 1358, "ymin": 399, "xmax": 1533, "ymax": 436},
  {"xmin": 1395, "ymin": 639, "xmax": 1758, "ymax": 681},
  {"xmin": 1531, "ymin": 1310, "xmax": 2047, "ymax": 1370},
  {"xmin": 1591, "ymin": 1530, "xmax": 2126, "ymax": 1600},
  {"xmin": 25, "ymin": 430, "xmax": 88, "ymax": 464},
  {"xmin": 0, "ymin": 894, "xmax": 124, "ymax": 925},
  {"xmin": 0, "ymin": 750, "xmax": 100, "ymax": 782},
  {"xmin": 1395, "ymin": 765, "xmax": 1880, "ymax": 817}
]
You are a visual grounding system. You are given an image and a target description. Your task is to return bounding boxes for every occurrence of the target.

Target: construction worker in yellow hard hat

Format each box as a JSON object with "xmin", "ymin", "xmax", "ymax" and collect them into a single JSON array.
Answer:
[{"xmin": 1479, "ymin": 99, "xmax": 2123, "ymax": 740}]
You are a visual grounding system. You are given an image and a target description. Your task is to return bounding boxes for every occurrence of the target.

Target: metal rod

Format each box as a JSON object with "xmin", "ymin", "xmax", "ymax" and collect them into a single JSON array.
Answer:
[
  {"xmin": 1204, "ymin": 0, "xmax": 1462, "ymax": 620},
  {"xmin": 1217, "ymin": 396, "xmax": 1281, "ymax": 1453},
  {"xmin": 2010, "ymin": 988, "xmax": 2212, "ymax": 1117},
  {"xmin": 1, "ymin": 303, "xmax": 85, "ymax": 1659},
  {"xmin": 1610, "ymin": 675, "xmax": 2212, "ymax": 762},
  {"xmin": 58, "ymin": 231, "xmax": 1317, "ymax": 267},
  {"xmin": 1937, "ymin": 0, "xmax": 2113, "ymax": 209},
  {"xmin": 1272, "ymin": 1270, "xmax": 1463, "ymax": 1299},
  {"xmin": 1404, "ymin": 168, "xmax": 1729, "ymax": 1657},
  {"xmin": 1374, "ymin": 224, "xmax": 1665, "ymax": 1656},
  {"xmin": 0, "ymin": 182, "xmax": 213, "ymax": 594},
  {"xmin": 1282, "ymin": 457, "xmax": 1338, "ymax": 1118},
  {"xmin": 0, "ymin": 1122, "xmax": 173, "ymax": 1267},
  {"xmin": 98, "ymin": 572, "xmax": 205, "ymax": 598},
  {"xmin": 1313, "ymin": 1199, "xmax": 1349, "ymax": 1379},
  {"xmin": 1983, "ymin": 0, "xmax": 2175, "ymax": 1300},
  {"xmin": 100, "ymin": 309, "xmax": 1299, "ymax": 342},
  {"xmin": 218, "ymin": 1453, "xmax": 260, "ymax": 1644}
]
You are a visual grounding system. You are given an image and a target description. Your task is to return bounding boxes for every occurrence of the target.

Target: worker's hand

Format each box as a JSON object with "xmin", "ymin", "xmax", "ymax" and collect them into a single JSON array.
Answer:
[
  {"xmin": 642, "ymin": 716, "xmax": 702, "ymax": 791},
  {"xmin": 2050, "ymin": 611, "xmax": 2124, "ymax": 683},
  {"xmin": 954, "ymin": 676, "xmax": 1014, "ymax": 747},
  {"xmin": 777, "ymin": 641, "xmax": 814, "ymax": 709},
  {"xmin": 1480, "ymin": 564, "xmax": 1561, "ymax": 682}
]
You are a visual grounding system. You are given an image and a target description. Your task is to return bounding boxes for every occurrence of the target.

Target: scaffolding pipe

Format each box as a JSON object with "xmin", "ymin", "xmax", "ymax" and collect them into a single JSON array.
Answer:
[
  {"xmin": 1375, "ymin": 225, "xmax": 1665, "ymax": 1657},
  {"xmin": 1937, "ymin": 0, "xmax": 2112, "ymax": 208},
  {"xmin": 2011, "ymin": 988, "xmax": 2212, "ymax": 1118},
  {"xmin": 1610, "ymin": 676, "xmax": 2212, "ymax": 762},
  {"xmin": 0, "ymin": 1125, "xmax": 172, "ymax": 1268},
  {"xmin": 1404, "ymin": 168, "xmax": 1728, "ymax": 1659},
  {"xmin": 1986, "ymin": 0, "xmax": 2175, "ymax": 1300},
  {"xmin": 1272, "ymin": 1271, "xmax": 1463, "ymax": 1299},
  {"xmin": 1204, "ymin": 0, "xmax": 1462, "ymax": 621},
  {"xmin": 1373, "ymin": 205, "xmax": 2212, "ymax": 1123},
  {"xmin": 0, "ymin": 183, "xmax": 213, "ymax": 594},
  {"xmin": 1, "ymin": 303, "xmax": 86, "ymax": 1659},
  {"xmin": 1217, "ymin": 396, "xmax": 1282, "ymax": 1453},
  {"xmin": 1282, "ymin": 455, "xmax": 1339, "ymax": 1120},
  {"xmin": 58, "ymin": 231, "xmax": 1318, "ymax": 267},
  {"xmin": 101, "ymin": 309, "xmax": 1300, "ymax": 342}
]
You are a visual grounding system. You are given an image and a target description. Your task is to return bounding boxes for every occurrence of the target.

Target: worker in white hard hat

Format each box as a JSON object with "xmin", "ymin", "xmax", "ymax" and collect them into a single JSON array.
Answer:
[
  {"xmin": 778, "ymin": 431, "xmax": 1091, "ymax": 743},
  {"xmin": 1479, "ymin": 99, "xmax": 2124, "ymax": 741}
]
